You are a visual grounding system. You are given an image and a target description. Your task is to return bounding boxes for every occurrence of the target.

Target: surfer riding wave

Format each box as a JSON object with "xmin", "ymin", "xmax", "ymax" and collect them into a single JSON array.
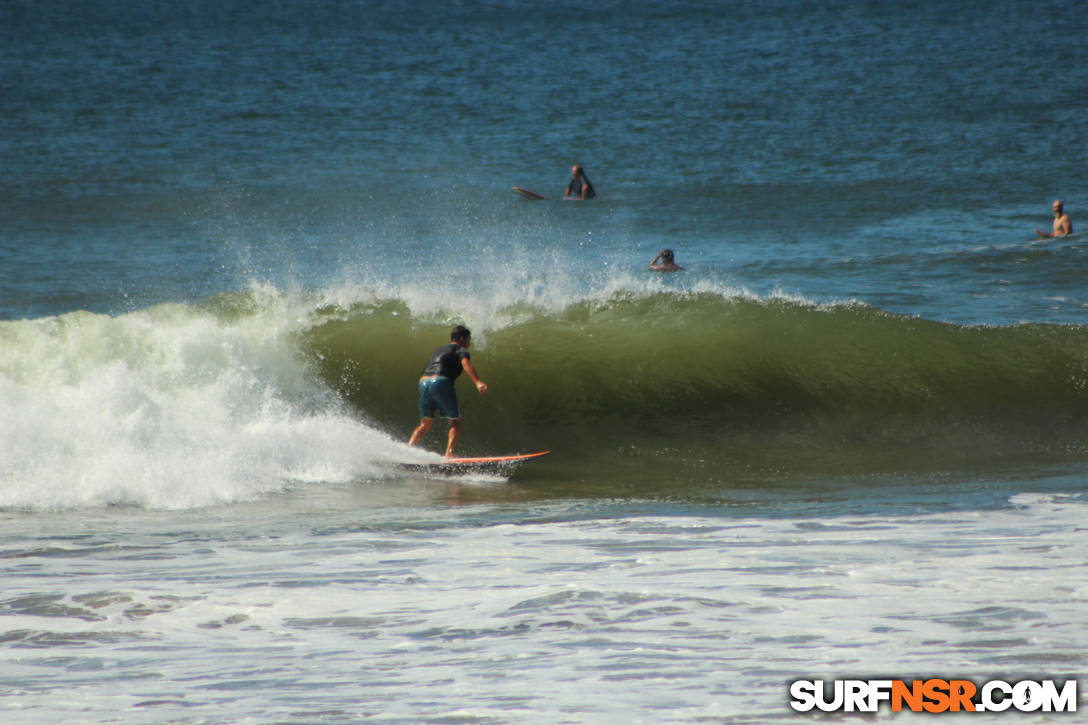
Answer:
[{"xmin": 408, "ymin": 325, "xmax": 488, "ymax": 458}]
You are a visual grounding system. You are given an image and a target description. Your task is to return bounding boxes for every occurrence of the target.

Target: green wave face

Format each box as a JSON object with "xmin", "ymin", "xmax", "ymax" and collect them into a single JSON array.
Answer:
[{"xmin": 300, "ymin": 292, "xmax": 1088, "ymax": 482}]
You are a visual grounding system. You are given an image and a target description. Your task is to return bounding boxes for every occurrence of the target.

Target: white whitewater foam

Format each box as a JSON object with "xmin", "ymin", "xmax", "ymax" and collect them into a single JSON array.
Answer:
[{"xmin": 0, "ymin": 289, "xmax": 413, "ymax": 511}]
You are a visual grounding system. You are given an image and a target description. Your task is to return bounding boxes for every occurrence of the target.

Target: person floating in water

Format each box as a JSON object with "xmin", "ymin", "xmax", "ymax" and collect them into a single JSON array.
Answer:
[
  {"xmin": 563, "ymin": 164, "xmax": 596, "ymax": 200},
  {"xmin": 408, "ymin": 325, "xmax": 488, "ymax": 458},
  {"xmin": 649, "ymin": 248, "xmax": 683, "ymax": 271},
  {"xmin": 1036, "ymin": 199, "xmax": 1072, "ymax": 238}
]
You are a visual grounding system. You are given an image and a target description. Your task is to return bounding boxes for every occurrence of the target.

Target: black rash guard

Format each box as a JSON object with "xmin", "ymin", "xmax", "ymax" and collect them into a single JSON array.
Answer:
[
  {"xmin": 567, "ymin": 175, "xmax": 596, "ymax": 199},
  {"xmin": 420, "ymin": 343, "xmax": 469, "ymax": 380}
]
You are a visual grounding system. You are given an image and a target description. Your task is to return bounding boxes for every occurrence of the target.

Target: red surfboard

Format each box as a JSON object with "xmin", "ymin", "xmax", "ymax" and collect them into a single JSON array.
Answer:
[
  {"xmin": 399, "ymin": 450, "xmax": 550, "ymax": 476},
  {"xmin": 513, "ymin": 186, "xmax": 548, "ymax": 200}
]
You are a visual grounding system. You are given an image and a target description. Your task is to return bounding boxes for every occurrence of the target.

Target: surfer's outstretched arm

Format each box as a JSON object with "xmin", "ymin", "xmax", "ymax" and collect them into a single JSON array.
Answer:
[{"xmin": 461, "ymin": 358, "xmax": 488, "ymax": 393}]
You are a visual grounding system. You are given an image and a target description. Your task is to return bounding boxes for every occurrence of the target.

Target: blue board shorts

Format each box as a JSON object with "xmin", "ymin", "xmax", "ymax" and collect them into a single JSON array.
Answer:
[{"xmin": 418, "ymin": 376, "xmax": 460, "ymax": 420}]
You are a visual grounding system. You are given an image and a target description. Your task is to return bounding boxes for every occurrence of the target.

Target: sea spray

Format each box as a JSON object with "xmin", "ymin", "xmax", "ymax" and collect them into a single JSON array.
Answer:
[{"xmin": 0, "ymin": 288, "xmax": 408, "ymax": 511}]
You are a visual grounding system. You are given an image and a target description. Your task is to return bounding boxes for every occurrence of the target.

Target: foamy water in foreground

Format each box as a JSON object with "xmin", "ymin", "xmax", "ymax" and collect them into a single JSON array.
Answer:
[{"xmin": 3, "ymin": 483, "xmax": 1085, "ymax": 723}]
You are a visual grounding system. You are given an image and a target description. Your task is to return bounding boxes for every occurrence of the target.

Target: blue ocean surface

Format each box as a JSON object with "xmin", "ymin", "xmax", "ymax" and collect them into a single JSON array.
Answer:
[{"xmin": 1, "ymin": 1, "xmax": 1087, "ymax": 722}]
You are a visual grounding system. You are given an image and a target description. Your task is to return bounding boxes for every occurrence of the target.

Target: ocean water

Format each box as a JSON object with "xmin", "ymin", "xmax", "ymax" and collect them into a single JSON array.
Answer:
[{"xmin": 2, "ymin": 0, "xmax": 1088, "ymax": 722}]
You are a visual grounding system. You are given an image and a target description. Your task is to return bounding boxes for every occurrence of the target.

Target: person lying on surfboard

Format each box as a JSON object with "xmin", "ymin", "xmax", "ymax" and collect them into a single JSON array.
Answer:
[
  {"xmin": 563, "ymin": 164, "xmax": 596, "ymax": 200},
  {"xmin": 1036, "ymin": 199, "xmax": 1072, "ymax": 238},
  {"xmin": 408, "ymin": 325, "xmax": 488, "ymax": 458},
  {"xmin": 649, "ymin": 248, "xmax": 683, "ymax": 271}
]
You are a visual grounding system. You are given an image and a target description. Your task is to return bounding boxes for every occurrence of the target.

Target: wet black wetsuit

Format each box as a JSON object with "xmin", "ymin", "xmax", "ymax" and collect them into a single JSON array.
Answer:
[{"xmin": 566, "ymin": 174, "xmax": 596, "ymax": 199}]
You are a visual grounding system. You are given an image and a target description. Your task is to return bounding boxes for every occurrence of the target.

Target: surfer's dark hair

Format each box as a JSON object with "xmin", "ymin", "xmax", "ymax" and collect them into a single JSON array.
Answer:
[{"xmin": 451, "ymin": 325, "xmax": 471, "ymax": 341}]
